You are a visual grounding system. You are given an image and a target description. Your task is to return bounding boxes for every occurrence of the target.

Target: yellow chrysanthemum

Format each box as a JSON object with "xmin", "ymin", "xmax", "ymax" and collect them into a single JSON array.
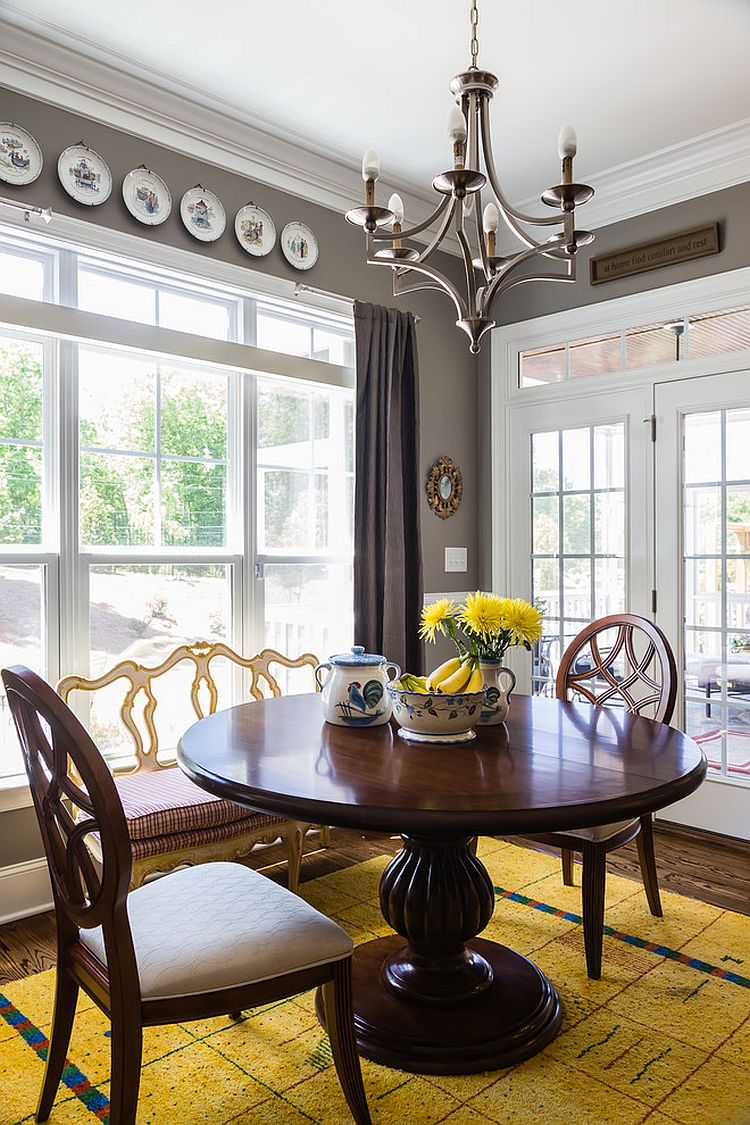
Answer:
[
  {"xmin": 499, "ymin": 598, "xmax": 543, "ymax": 646},
  {"xmin": 418, "ymin": 598, "xmax": 457, "ymax": 642},
  {"xmin": 457, "ymin": 591, "xmax": 505, "ymax": 640}
]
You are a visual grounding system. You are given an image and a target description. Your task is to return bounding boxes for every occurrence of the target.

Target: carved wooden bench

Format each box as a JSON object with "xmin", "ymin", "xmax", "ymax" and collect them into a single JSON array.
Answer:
[{"xmin": 57, "ymin": 642, "xmax": 326, "ymax": 892}]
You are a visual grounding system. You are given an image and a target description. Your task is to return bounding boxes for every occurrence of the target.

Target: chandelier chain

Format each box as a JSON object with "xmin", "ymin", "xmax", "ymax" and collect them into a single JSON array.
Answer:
[{"xmin": 470, "ymin": 0, "xmax": 479, "ymax": 68}]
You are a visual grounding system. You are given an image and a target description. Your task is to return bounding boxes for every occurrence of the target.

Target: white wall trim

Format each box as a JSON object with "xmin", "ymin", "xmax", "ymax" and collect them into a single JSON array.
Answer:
[
  {"xmin": 0, "ymin": 16, "xmax": 444, "ymax": 249},
  {"xmin": 501, "ymin": 119, "xmax": 750, "ymax": 253},
  {"xmin": 1, "ymin": 13, "xmax": 749, "ymax": 256},
  {"xmin": 0, "ymin": 858, "xmax": 52, "ymax": 924}
]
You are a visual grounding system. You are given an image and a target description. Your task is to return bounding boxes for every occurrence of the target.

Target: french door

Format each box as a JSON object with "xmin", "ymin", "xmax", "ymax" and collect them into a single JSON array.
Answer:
[
  {"xmin": 508, "ymin": 386, "xmax": 652, "ymax": 694},
  {"xmin": 656, "ymin": 370, "xmax": 750, "ymax": 837},
  {"xmin": 507, "ymin": 374, "xmax": 750, "ymax": 838}
]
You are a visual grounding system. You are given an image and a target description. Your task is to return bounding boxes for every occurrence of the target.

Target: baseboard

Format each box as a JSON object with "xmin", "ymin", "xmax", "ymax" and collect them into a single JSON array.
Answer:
[
  {"xmin": 655, "ymin": 818, "xmax": 750, "ymax": 854},
  {"xmin": 0, "ymin": 858, "xmax": 52, "ymax": 924}
]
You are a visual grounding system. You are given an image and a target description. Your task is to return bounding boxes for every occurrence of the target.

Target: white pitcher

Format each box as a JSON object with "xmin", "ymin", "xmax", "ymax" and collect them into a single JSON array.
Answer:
[{"xmin": 314, "ymin": 646, "xmax": 401, "ymax": 727}]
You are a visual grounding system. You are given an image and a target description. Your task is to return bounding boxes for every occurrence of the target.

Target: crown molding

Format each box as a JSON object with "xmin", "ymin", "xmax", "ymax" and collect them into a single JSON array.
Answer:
[
  {"xmin": 0, "ymin": 14, "xmax": 444, "ymax": 243},
  {"xmin": 1, "ymin": 11, "xmax": 749, "ymax": 261},
  {"xmin": 498, "ymin": 118, "xmax": 750, "ymax": 254}
]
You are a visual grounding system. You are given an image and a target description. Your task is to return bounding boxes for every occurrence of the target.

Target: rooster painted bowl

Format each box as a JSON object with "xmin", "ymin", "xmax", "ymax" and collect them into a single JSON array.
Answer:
[{"xmin": 387, "ymin": 681, "xmax": 486, "ymax": 744}]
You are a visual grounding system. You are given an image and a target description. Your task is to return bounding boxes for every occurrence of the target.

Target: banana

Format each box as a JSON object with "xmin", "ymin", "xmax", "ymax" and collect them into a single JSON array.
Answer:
[
  {"xmin": 437, "ymin": 661, "xmax": 473, "ymax": 694},
  {"xmin": 425, "ymin": 656, "xmax": 462, "ymax": 691},
  {"xmin": 399, "ymin": 673, "xmax": 429, "ymax": 693},
  {"xmin": 465, "ymin": 665, "xmax": 484, "ymax": 693}
]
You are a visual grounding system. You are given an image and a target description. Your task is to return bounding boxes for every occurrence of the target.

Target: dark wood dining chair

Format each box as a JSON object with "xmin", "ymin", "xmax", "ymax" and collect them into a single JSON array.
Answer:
[
  {"xmin": 525, "ymin": 614, "xmax": 678, "ymax": 979},
  {"xmin": 1, "ymin": 666, "xmax": 371, "ymax": 1125}
]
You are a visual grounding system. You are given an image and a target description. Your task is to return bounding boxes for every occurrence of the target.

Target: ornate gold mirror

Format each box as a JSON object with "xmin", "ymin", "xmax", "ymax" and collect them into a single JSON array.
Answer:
[{"xmin": 426, "ymin": 456, "xmax": 463, "ymax": 519}]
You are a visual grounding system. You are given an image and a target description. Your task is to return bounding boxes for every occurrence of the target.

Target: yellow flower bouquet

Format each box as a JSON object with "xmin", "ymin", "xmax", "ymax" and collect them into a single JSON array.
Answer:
[
  {"xmin": 417, "ymin": 592, "xmax": 544, "ymax": 721},
  {"xmin": 420, "ymin": 591, "xmax": 543, "ymax": 664}
]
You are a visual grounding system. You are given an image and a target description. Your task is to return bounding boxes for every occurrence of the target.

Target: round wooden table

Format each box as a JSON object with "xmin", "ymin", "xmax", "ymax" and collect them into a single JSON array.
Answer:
[{"xmin": 177, "ymin": 694, "xmax": 706, "ymax": 1075}]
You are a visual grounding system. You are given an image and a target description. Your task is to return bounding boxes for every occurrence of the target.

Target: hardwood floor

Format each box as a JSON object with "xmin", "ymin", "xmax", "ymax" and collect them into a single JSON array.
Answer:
[{"xmin": 1, "ymin": 823, "xmax": 748, "ymax": 987}]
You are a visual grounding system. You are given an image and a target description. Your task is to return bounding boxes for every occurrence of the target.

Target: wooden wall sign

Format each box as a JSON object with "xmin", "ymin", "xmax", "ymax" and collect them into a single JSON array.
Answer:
[{"xmin": 590, "ymin": 223, "xmax": 720, "ymax": 285}]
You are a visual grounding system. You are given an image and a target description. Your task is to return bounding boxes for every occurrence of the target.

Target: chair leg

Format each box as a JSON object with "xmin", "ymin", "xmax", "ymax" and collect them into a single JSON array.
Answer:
[
  {"xmin": 319, "ymin": 825, "xmax": 331, "ymax": 847},
  {"xmin": 284, "ymin": 826, "xmax": 304, "ymax": 894},
  {"xmin": 108, "ymin": 1011, "xmax": 142, "ymax": 1125},
  {"xmin": 36, "ymin": 970, "xmax": 79, "ymax": 1122},
  {"xmin": 561, "ymin": 847, "xmax": 575, "ymax": 886},
  {"xmin": 636, "ymin": 814, "xmax": 663, "ymax": 918},
  {"xmin": 581, "ymin": 843, "xmax": 607, "ymax": 980},
  {"xmin": 322, "ymin": 959, "xmax": 372, "ymax": 1125}
]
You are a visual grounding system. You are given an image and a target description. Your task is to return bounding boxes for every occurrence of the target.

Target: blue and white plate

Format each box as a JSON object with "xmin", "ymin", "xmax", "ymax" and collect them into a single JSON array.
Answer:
[
  {"xmin": 122, "ymin": 167, "xmax": 171, "ymax": 226},
  {"xmin": 180, "ymin": 186, "xmax": 226, "ymax": 243},
  {"xmin": 281, "ymin": 221, "xmax": 318, "ymax": 270},
  {"xmin": 58, "ymin": 144, "xmax": 112, "ymax": 205},
  {"xmin": 0, "ymin": 123, "xmax": 42, "ymax": 186},
  {"xmin": 235, "ymin": 203, "xmax": 275, "ymax": 256}
]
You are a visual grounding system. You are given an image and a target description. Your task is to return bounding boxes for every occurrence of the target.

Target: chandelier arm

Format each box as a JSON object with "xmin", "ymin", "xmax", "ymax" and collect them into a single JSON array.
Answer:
[
  {"xmin": 473, "ymin": 188, "xmax": 492, "ymax": 282},
  {"xmin": 485, "ymin": 259, "xmax": 575, "ymax": 319},
  {"xmin": 414, "ymin": 194, "xmax": 461, "ymax": 265},
  {"xmin": 481, "ymin": 238, "xmax": 569, "ymax": 309},
  {"xmin": 455, "ymin": 208, "xmax": 479, "ymax": 315},
  {"xmin": 478, "ymin": 99, "xmax": 563, "ymax": 237},
  {"xmin": 373, "ymin": 256, "xmax": 467, "ymax": 320},
  {"xmin": 368, "ymin": 196, "xmax": 451, "ymax": 242}
]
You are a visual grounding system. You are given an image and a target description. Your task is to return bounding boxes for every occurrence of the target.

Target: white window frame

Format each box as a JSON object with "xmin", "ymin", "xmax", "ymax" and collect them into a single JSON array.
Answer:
[{"xmin": 0, "ymin": 211, "xmax": 355, "ymax": 806}]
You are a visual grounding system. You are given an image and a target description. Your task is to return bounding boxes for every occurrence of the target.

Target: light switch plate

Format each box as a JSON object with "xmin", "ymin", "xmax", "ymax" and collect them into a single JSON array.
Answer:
[{"xmin": 445, "ymin": 547, "xmax": 467, "ymax": 573}]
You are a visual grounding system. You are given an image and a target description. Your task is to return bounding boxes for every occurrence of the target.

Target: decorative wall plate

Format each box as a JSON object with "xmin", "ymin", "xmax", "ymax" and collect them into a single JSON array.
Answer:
[
  {"xmin": 235, "ymin": 203, "xmax": 276, "ymax": 257},
  {"xmin": 58, "ymin": 144, "xmax": 112, "ymax": 205},
  {"xmin": 122, "ymin": 167, "xmax": 172, "ymax": 226},
  {"xmin": 0, "ymin": 123, "xmax": 42, "ymax": 186},
  {"xmin": 281, "ymin": 221, "xmax": 318, "ymax": 270},
  {"xmin": 426, "ymin": 455, "xmax": 463, "ymax": 519},
  {"xmin": 180, "ymin": 186, "xmax": 226, "ymax": 242}
]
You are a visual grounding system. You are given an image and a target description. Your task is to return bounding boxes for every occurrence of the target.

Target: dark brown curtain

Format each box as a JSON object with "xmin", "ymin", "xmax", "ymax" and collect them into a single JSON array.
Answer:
[{"xmin": 353, "ymin": 302, "xmax": 423, "ymax": 673}]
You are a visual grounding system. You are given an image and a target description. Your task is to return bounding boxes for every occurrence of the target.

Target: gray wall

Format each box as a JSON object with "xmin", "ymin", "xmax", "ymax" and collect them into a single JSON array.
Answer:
[
  {"xmin": 478, "ymin": 180, "xmax": 750, "ymax": 586},
  {"xmin": 0, "ymin": 88, "xmax": 478, "ymax": 869}
]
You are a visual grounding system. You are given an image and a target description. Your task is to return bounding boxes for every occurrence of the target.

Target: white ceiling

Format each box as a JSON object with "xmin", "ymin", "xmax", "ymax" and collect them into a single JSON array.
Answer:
[{"xmin": 3, "ymin": 0, "xmax": 750, "ymax": 205}]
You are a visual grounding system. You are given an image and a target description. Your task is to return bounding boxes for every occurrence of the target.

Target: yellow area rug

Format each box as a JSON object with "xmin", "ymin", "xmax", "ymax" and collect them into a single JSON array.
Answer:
[{"xmin": 1, "ymin": 839, "xmax": 749, "ymax": 1125}]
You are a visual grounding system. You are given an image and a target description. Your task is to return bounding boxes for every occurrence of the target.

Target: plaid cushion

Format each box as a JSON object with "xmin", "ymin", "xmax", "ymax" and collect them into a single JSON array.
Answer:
[
  {"xmin": 114, "ymin": 768, "xmax": 255, "ymax": 840},
  {"xmin": 130, "ymin": 814, "xmax": 285, "ymax": 860}
]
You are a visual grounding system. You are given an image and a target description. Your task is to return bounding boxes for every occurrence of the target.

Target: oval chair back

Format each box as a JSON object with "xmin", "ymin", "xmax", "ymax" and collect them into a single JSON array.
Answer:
[
  {"xmin": 555, "ymin": 613, "xmax": 677, "ymax": 724},
  {"xmin": 1, "ymin": 666, "xmax": 136, "ymax": 961}
]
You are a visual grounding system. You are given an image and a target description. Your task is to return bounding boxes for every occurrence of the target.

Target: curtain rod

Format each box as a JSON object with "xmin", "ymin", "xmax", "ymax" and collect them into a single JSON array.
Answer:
[
  {"xmin": 0, "ymin": 196, "xmax": 53, "ymax": 224},
  {"xmin": 293, "ymin": 281, "xmax": 421, "ymax": 323}
]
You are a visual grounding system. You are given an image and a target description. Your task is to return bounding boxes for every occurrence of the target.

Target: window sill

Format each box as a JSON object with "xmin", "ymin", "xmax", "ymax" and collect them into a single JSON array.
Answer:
[{"xmin": 0, "ymin": 776, "xmax": 33, "ymax": 813}]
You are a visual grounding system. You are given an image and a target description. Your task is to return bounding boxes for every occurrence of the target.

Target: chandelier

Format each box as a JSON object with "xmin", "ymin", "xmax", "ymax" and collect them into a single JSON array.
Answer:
[{"xmin": 345, "ymin": 0, "xmax": 595, "ymax": 353}]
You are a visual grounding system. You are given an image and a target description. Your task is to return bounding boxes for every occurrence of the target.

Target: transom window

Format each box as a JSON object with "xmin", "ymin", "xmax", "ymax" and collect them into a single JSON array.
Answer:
[{"xmin": 520, "ymin": 305, "xmax": 750, "ymax": 387}]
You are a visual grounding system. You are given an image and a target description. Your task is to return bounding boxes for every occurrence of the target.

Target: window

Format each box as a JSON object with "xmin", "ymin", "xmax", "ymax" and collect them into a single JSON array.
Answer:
[
  {"xmin": 519, "ymin": 304, "xmax": 750, "ymax": 387},
  {"xmin": 0, "ymin": 224, "xmax": 354, "ymax": 778}
]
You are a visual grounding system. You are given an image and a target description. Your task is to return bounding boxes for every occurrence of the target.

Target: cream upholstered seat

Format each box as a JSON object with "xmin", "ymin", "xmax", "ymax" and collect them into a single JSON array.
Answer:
[
  {"xmin": 81, "ymin": 862, "xmax": 352, "ymax": 1001},
  {"xmin": 3, "ymin": 666, "xmax": 371, "ymax": 1125}
]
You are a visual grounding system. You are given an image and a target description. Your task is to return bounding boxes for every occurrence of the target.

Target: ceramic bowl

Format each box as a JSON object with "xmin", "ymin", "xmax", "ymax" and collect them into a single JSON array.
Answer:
[{"xmin": 387, "ymin": 682, "xmax": 485, "ymax": 744}]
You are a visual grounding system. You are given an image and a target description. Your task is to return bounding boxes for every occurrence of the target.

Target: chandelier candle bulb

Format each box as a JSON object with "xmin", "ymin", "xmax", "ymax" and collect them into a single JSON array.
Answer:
[
  {"xmin": 483, "ymin": 201, "xmax": 499, "ymax": 256},
  {"xmin": 558, "ymin": 125, "xmax": 577, "ymax": 185},
  {"xmin": 362, "ymin": 148, "xmax": 380, "ymax": 205},
  {"xmin": 388, "ymin": 193, "xmax": 404, "ymax": 247},
  {"xmin": 447, "ymin": 104, "xmax": 468, "ymax": 168}
]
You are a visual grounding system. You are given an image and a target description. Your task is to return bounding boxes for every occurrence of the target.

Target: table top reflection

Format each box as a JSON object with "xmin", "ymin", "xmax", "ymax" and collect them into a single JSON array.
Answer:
[{"xmin": 177, "ymin": 693, "xmax": 706, "ymax": 838}]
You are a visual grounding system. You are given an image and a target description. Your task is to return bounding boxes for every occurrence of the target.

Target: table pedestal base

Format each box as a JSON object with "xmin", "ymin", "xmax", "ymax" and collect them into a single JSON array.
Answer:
[{"xmin": 317, "ymin": 935, "xmax": 561, "ymax": 1075}]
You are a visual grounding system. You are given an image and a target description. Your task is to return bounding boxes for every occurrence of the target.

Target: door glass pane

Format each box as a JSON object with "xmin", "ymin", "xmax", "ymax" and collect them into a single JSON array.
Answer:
[
  {"xmin": 531, "ymin": 423, "xmax": 626, "ymax": 694},
  {"xmin": 682, "ymin": 409, "xmax": 750, "ymax": 780},
  {"xmin": 0, "ymin": 564, "xmax": 45, "ymax": 775}
]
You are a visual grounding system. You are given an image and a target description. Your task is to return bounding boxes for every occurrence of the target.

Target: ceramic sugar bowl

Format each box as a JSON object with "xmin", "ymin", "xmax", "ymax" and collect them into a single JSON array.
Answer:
[{"xmin": 314, "ymin": 645, "xmax": 401, "ymax": 727}]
